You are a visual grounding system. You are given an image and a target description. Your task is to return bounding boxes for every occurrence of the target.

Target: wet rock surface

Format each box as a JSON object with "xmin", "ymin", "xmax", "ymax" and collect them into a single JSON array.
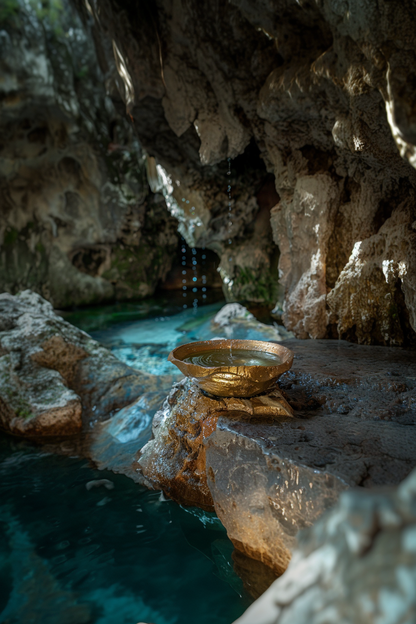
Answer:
[
  {"xmin": 138, "ymin": 337, "xmax": 416, "ymax": 573},
  {"xmin": 0, "ymin": 291, "xmax": 167, "ymax": 437},
  {"xmin": 138, "ymin": 378, "xmax": 293, "ymax": 511},
  {"xmin": 234, "ymin": 467, "xmax": 416, "ymax": 624}
]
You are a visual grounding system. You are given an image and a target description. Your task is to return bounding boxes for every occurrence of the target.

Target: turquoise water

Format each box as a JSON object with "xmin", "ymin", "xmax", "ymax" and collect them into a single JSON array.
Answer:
[
  {"xmin": 1, "ymin": 298, "xmax": 254, "ymax": 624},
  {"xmin": 61, "ymin": 292, "xmax": 225, "ymax": 335},
  {"xmin": 62, "ymin": 297, "xmax": 226, "ymax": 377},
  {"xmin": 63, "ymin": 296, "xmax": 284, "ymax": 378},
  {"xmin": 65, "ymin": 299, "xmax": 227, "ymax": 377},
  {"xmin": 0, "ymin": 435, "xmax": 251, "ymax": 624}
]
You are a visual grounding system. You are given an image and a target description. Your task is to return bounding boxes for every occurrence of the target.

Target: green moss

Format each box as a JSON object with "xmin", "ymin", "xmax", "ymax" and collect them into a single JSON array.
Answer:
[
  {"xmin": 233, "ymin": 266, "xmax": 278, "ymax": 305},
  {"xmin": 389, "ymin": 302, "xmax": 399, "ymax": 321},
  {"xmin": 1, "ymin": 377, "xmax": 34, "ymax": 420},
  {"xmin": 16, "ymin": 406, "xmax": 33, "ymax": 419},
  {"xmin": 3, "ymin": 228, "xmax": 19, "ymax": 246},
  {"xmin": 75, "ymin": 65, "xmax": 89, "ymax": 80},
  {"xmin": 30, "ymin": 0, "xmax": 64, "ymax": 36},
  {"xmin": 1, "ymin": 0, "xmax": 63, "ymax": 31},
  {"xmin": 0, "ymin": 0, "xmax": 20, "ymax": 25}
]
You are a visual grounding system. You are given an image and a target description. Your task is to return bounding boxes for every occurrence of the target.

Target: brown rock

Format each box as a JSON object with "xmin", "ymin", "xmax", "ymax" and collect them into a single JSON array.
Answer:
[
  {"xmin": 232, "ymin": 550, "xmax": 279, "ymax": 601},
  {"xmin": 137, "ymin": 378, "xmax": 293, "ymax": 511},
  {"xmin": 0, "ymin": 397, "xmax": 82, "ymax": 437},
  {"xmin": 327, "ymin": 196, "xmax": 416, "ymax": 346},
  {"xmin": 138, "ymin": 337, "xmax": 416, "ymax": 576}
]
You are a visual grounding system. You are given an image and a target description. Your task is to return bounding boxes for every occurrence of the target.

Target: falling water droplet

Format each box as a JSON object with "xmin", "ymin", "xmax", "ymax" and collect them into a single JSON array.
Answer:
[
  {"xmin": 181, "ymin": 237, "xmax": 188, "ymax": 307},
  {"xmin": 191, "ymin": 247, "xmax": 198, "ymax": 311},
  {"xmin": 227, "ymin": 158, "xmax": 233, "ymax": 286}
]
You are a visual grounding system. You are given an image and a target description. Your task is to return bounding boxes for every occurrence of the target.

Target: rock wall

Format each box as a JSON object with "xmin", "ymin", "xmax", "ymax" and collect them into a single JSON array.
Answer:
[
  {"xmin": 82, "ymin": 0, "xmax": 416, "ymax": 345},
  {"xmin": 0, "ymin": 0, "xmax": 178, "ymax": 309}
]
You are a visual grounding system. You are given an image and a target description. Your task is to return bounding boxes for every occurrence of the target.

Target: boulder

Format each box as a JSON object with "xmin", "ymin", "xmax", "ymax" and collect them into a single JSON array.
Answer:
[
  {"xmin": 137, "ymin": 337, "xmax": 416, "ymax": 573},
  {"xmin": 0, "ymin": 291, "xmax": 165, "ymax": 437},
  {"xmin": 138, "ymin": 378, "xmax": 293, "ymax": 511},
  {"xmin": 234, "ymin": 467, "xmax": 416, "ymax": 624},
  {"xmin": 195, "ymin": 303, "xmax": 293, "ymax": 342}
]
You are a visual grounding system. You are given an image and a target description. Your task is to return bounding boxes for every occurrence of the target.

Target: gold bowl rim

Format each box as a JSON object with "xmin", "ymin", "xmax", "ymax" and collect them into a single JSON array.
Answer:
[{"xmin": 168, "ymin": 338, "xmax": 294, "ymax": 380}]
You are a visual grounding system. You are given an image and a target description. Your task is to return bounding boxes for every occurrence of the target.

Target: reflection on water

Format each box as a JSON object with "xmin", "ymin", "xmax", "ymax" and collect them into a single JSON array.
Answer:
[
  {"xmin": 183, "ymin": 348, "xmax": 282, "ymax": 368},
  {"xmin": 61, "ymin": 292, "xmax": 225, "ymax": 335},
  {"xmin": 0, "ymin": 435, "xmax": 251, "ymax": 624}
]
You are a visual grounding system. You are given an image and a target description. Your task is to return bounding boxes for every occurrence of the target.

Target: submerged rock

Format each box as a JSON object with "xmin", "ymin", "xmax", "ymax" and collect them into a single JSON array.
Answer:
[
  {"xmin": 0, "ymin": 291, "xmax": 165, "ymax": 437},
  {"xmin": 137, "ymin": 337, "xmax": 416, "ymax": 574},
  {"xmin": 234, "ymin": 467, "xmax": 416, "ymax": 624}
]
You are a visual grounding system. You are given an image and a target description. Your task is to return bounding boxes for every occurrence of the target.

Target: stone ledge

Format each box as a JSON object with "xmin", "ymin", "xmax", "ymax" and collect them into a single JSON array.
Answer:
[{"xmin": 137, "ymin": 338, "xmax": 416, "ymax": 573}]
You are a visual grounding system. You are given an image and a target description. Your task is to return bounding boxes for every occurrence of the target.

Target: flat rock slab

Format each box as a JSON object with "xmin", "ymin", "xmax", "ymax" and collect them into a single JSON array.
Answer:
[{"xmin": 139, "ymin": 338, "xmax": 416, "ymax": 573}]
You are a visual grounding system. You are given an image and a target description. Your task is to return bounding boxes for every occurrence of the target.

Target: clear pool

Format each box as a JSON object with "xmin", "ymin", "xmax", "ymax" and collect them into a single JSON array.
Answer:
[
  {"xmin": 1, "ymin": 298, "xmax": 253, "ymax": 624},
  {"xmin": 0, "ymin": 435, "xmax": 251, "ymax": 624}
]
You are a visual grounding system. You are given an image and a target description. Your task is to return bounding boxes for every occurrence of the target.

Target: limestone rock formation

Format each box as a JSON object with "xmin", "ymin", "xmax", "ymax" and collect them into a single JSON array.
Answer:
[
  {"xmin": 0, "ymin": 0, "xmax": 178, "ymax": 308},
  {"xmin": 0, "ymin": 290, "xmax": 166, "ymax": 436},
  {"xmin": 82, "ymin": 0, "xmax": 416, "ymax": 344},
  {"xmin": 138, "ymin": 377, "xmax": 293, "ymax": 511},
  {"xmin": 234, "ymin": 467, "xmax": 416, "ymax": 624},
  {"xmin": 137, "ymin": 337, "xmax": 416, "ymax": 574}
]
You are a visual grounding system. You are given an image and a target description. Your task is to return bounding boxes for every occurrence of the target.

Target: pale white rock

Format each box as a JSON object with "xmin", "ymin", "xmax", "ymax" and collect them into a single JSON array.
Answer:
[
  {"xmin": 234, "ymin": 468, "xmax": 416, "ymax": 624},
  {"xmin": 271, "ymin": 174, "xmax": 340, "ymax": 339}
]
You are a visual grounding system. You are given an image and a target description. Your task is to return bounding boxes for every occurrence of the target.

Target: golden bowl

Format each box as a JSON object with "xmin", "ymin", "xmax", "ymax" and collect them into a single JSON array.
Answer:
[{"xmin": 168, "ymin": 339, "xmax": 294, "ymax": 398}]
